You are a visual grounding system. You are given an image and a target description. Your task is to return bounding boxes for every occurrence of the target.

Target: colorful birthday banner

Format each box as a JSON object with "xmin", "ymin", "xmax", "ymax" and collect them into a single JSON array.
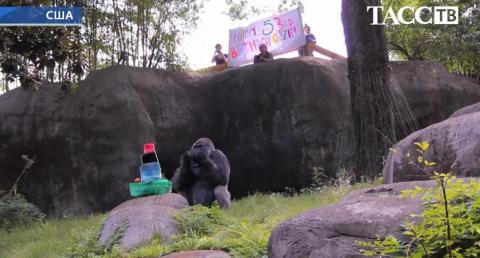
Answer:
[
  {"xmin": 228, "ymin": 8, "xmax": 305, "ymax": 66},
  {"xmin": 0, "ymin": 7, "xmax": 82, "ymax": 26}
]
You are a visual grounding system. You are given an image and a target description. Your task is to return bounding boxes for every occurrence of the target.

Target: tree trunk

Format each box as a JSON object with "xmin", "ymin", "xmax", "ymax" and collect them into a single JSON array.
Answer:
[
  {"xmin": 341, "ymin": 0, "xmax": 396, "ymax": 180},
  {"xmin": 3, "ymin": 73, "xmax": 8, "ymax": 92}
]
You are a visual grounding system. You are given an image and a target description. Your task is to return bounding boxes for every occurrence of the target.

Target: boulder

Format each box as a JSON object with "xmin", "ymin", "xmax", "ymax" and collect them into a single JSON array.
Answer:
[
  {"xmin": 0, "ymin": 59, "xmax": 479, "ymax": 215},
  {"xmin": 99, "ymin": 193, "xmax": 187, "ymax": 251},
  {"xmin": 268, "ymin": 180, "xmax": 436, "ymax": 258},
  {"xmin": 387, "ymin": 61, "xmax": 480, "ymax": 126},
  {"xmin": 111, "ymin": 193, "xmax": 189, "ymax": 212},
  {"xmin": 450, "ymin": 101, "xmax": 480, "ymax": 118},
  {"xmin": 383, "ymin": 103, "xmax": 480, "ymax": 184},
  {"xmin": 161, "ymin": 250, "xmax": 231, "ymax": 258}
]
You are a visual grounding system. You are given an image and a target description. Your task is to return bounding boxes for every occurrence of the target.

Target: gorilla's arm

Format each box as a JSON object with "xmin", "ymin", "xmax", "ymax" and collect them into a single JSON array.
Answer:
[
  {"xmin": 203, "ymin": 150, "xmax": 230, "ymax": 186},
  {"xmin": 172, "ymin": 152, "xmax": 193, "ymax": 192}
]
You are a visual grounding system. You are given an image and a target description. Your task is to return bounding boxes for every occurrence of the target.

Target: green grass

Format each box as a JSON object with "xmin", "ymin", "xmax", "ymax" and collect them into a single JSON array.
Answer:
[
  {"xmin": 166, "ymin": 182, "xmax": 378, "ymax": 257},
  {"xmin": 0, "ymin": 182, "xmax": 379, "ymax": 258},
  {"xmin": 0, "ymin": 214, "xmax": 105, "ymax": 258}
]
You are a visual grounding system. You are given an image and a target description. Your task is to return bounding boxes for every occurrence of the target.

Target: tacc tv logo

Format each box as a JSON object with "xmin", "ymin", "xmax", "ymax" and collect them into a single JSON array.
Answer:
[{"xmin": 367, "ymin": 6, "xmax": 459, "ymax": 25}]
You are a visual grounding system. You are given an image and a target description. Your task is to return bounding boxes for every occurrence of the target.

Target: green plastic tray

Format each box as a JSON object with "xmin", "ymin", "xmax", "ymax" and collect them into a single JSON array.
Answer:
[{"xmin": 129, "ymin": 179, "xmax": 172, "ymax": 197}]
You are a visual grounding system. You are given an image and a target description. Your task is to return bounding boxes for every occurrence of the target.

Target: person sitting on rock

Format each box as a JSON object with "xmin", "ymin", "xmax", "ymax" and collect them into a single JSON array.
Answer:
[
  {"xmin": 298, "ymin": 24, "xmax": 317, "ymax": 57},
  {"xmin": 254, "ymin": 44, "xmax": 274, "ymax": 64},
  {"xmin": 211, "ymin": 43, "xmax": 229, "ymax": 65}
]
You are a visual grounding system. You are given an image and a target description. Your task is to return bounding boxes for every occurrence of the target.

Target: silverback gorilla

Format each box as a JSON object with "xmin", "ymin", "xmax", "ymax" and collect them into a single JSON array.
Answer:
[{"xmin": 172, "ymin": 138, "xmax": 231, "ymax": 208}]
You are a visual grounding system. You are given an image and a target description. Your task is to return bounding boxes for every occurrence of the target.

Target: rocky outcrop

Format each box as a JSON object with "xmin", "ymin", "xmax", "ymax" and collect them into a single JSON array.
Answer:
[
  {"xmin": 268, "ymin": 180, "xmax": 437, "ymax": 258},
  {"xmin": 99, "ymin": 193, "xmax": 187, "ymax": 251},
  {"xmin": 383, "ymin": 101, "xmax": 480, "ymax": 184},
  {"xmin": 161, "ymin": 250, "xmax": 231, "ymax": 258},
  {"xmin": 0, "ymin": 58, "xmax": 479, "ymax": 215},
  {"xmin": 450, "ymin": 101, "xmax": 480, "ymax": 118}
]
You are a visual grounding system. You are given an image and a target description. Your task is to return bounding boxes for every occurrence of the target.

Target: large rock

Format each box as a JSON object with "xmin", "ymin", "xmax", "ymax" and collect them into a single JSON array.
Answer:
[
  {"xmin": 268, "ymin": 180, "xmax": 437, "ymax": 258},
  {"xmin": 450, "ymin": 101, "xmax": 480, "ymax": 118},
  {"xmin": 0, "ymin": 59, "xmax": 479, "ymax": 215},
  {"xmin": 111, "ymin": 193, "xmax": 189, "ymax": 212},
  {"xmin": 99, "ymin": 193, "xmax": 187, "ymax": 251},
  {"xmin": 387, "ymin": 61, "xmax": 480, "ymax": 126},
  {"xmin": 383, "ymin": 102, "xmax": 480, "ymax": 184}
]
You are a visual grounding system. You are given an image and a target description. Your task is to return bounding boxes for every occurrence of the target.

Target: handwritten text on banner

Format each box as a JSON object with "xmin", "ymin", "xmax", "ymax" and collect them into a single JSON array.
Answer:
[{"xmin": 228, "ymin": 9, "xmax": 305, "ymax": 66}]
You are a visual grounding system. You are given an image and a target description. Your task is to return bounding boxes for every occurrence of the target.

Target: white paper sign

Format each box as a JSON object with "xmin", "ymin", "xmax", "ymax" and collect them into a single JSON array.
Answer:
[{"xmin": 228, "ymin": 8, "xmax": 306, "ymax": 66}]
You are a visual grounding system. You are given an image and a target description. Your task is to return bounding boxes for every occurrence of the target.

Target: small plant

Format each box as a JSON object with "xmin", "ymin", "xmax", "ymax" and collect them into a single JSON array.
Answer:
[
  {"xmin": 175, "ymin": 204, "xmax": 226, "ymax": 236},
  {"xmin": 332, "ymin": 167, "xmax": 353, "ymax": 188},
  {"xmin": 64, "ymin": 219, "xmax": 127, "ymax": 258},
  {"xmin": 171, "ymin": 203, "xmax": 271, "ymax": 257},
  {"xmin": 0, "ymin": 155, "xmax": 44, "ymax": 232},
  {"xmin": 360, "ymin": 141, "xmax": 480, "ymax": 257},
  {"xmin": 311, "ymin": 166, "xmax": 328, "ymax": 190},
  {"xmin": 0, "ymin": 191, "xmax": 45, "ymax": 232},
  {"xmin": 60, "ymin": 80, "xmax": 80, "ymax": 93}
]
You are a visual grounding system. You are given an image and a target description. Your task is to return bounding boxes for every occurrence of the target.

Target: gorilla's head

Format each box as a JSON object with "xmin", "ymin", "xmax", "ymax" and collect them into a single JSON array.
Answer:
[
  {"xmin": 191, "ymin": 138, "xmax": 215, "ymax": 152},
  {"xmin": 189, "ymin": 138, "xmax": 215, "ymax": 167}
]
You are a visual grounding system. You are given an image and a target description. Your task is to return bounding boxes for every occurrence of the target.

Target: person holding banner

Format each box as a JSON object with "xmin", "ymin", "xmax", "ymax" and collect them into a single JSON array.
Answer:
[
  {"xmin": 211, "ymin": 44, "xmax": 229, "ymax": 65},
  {"xmin": 254, "ymin": 44, "xmax": 274, "ymax": 64},
  {"xmin": 298, "ymin": 24, "xmax": 317, "ymax": 57}
]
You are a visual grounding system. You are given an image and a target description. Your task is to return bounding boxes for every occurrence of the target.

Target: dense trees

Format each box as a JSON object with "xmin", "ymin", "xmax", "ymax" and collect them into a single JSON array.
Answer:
[
  {"xmin": 0, "ymin": 0, "xmax": 202, "ymax": 91},
  {"xmin": 384, "ymin": 0, "xmax": 480, "ymax": 79},
  {"xmin": 224, "ymin": 0, "xmax": 303, "ymax": 20}
]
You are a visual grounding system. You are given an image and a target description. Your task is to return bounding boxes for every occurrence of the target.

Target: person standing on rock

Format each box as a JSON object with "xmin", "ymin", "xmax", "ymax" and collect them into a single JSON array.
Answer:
[
  {"xmin": 118, "ymin": 50, "xmax": 129, "ymax": 65},
  {"xmin": 298, "ymin": 24, "xmax": 316, "ymax": 57},
  {"xmin": 254, "ymin": 44, "xmax": 274, "ymax": 64},
  {"xmin": 211, "ymin": 44, "xmax": 229, "ymax": 65}
]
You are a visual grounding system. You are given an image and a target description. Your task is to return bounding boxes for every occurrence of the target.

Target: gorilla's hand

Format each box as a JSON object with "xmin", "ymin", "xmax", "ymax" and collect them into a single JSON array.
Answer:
[
  {"xmin": 189, "ymin": 148, "xmax": 211, "ymax": 163},
  {"xmin": 181, "ymin": 151, "xmax": 191, "ymax": 166}
]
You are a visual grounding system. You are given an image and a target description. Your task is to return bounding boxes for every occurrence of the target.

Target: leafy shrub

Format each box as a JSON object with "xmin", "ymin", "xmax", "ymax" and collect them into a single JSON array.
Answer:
[
  {"xmin": 171, "ymin": 203, "xmax": 270, "ymax": 257},
  {"xmin": 360, "ymin": 141, "xmax": 480, "ymax": 257},
  {"xmin": 0, "ymin": 191, "xmax": 45, "ymax": 232},
  {"xmin": 65, "ymin": 219, "xmax": 127, "ymax": 258},
  {"xmin": 175, "ymin": 204, "xmax": 226, "ymax": 236},
  {"xmin": 126, "ymin": 236, "xmax": 168, "ymax": 258}
]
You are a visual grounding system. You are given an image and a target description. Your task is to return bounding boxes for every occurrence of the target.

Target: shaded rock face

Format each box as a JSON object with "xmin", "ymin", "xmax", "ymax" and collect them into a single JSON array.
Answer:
[
  {"xmin": 267, "ymin": 180, "xmax": 438, "ymax": 258},
  {"xmin": 0, "ymin": 68, "xmax": 205, "ymax": 215},
  {"xmin": 383, "ymin": 102, "xmax": 480, "ymax": 184},
  {"xmin": 388, "ymin": 61, "xmax": 480, "ymax": 126},
  {"xmin": 0, "ymin": 58, "xmax": 479, "ymax": 215},
  {"xmin": 99, "ymin": 193, "xmax": 187, "ymax": 251}
]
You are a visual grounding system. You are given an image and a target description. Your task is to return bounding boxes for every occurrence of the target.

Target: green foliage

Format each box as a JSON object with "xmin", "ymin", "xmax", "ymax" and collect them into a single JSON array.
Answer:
[
  {"xmin": 65, "ymin": 227, "xmax": 111, "ymax": 258},
  {"xmin": 65, "ymin": 219, "xmax": 128, "ymax": 258},
  {"xmin": 171, "ymin": 203, "xmax": 271, "ymax": 257},
  {"xmin": 0, "ymin": 155, "xmax": 43, "ymax": 232},
  {"xmin": 0, "ymin": 214, "xmax": 105, "ymax": 258},
  {"xmin": 175, "ymin": 204, "xmax": 227, "ymax": 236},
  {"xmin": 358, "ymin": 236, "xmax": 406, "ymax": 257},
  {"xmin": 360, "ymin": 141, "xmax": 480, "ymax": 257},
  {"xmin": 383, "ymin": 0, "xmax": 480, "ymax": 78},
  {"xmin": 1, "ymin": 182, "xmax": 379, "ymax": 258},
  {"xmin": 168, "ymin": 182, "xmax": 379, "ymax": 258},
  {"xmin": 0, "ymin": 0, "xmax": 203, "ymax": 87},
  {"xmin": 224, "ymin": 0, "xmax": 304, "ymax": 20},
  {"xmin": 126, "ymin": 236, "xmax": 168, "ymax": 258},
  {"xmin": 0, "ymin": 191, "xmax": 45, "ymax": 233}
]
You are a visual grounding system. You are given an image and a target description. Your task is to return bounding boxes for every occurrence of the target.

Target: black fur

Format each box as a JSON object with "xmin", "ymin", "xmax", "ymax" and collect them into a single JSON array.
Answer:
[{"xmin": 172, "ymin": 138, "xmax": 231, "ymax": 208}]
